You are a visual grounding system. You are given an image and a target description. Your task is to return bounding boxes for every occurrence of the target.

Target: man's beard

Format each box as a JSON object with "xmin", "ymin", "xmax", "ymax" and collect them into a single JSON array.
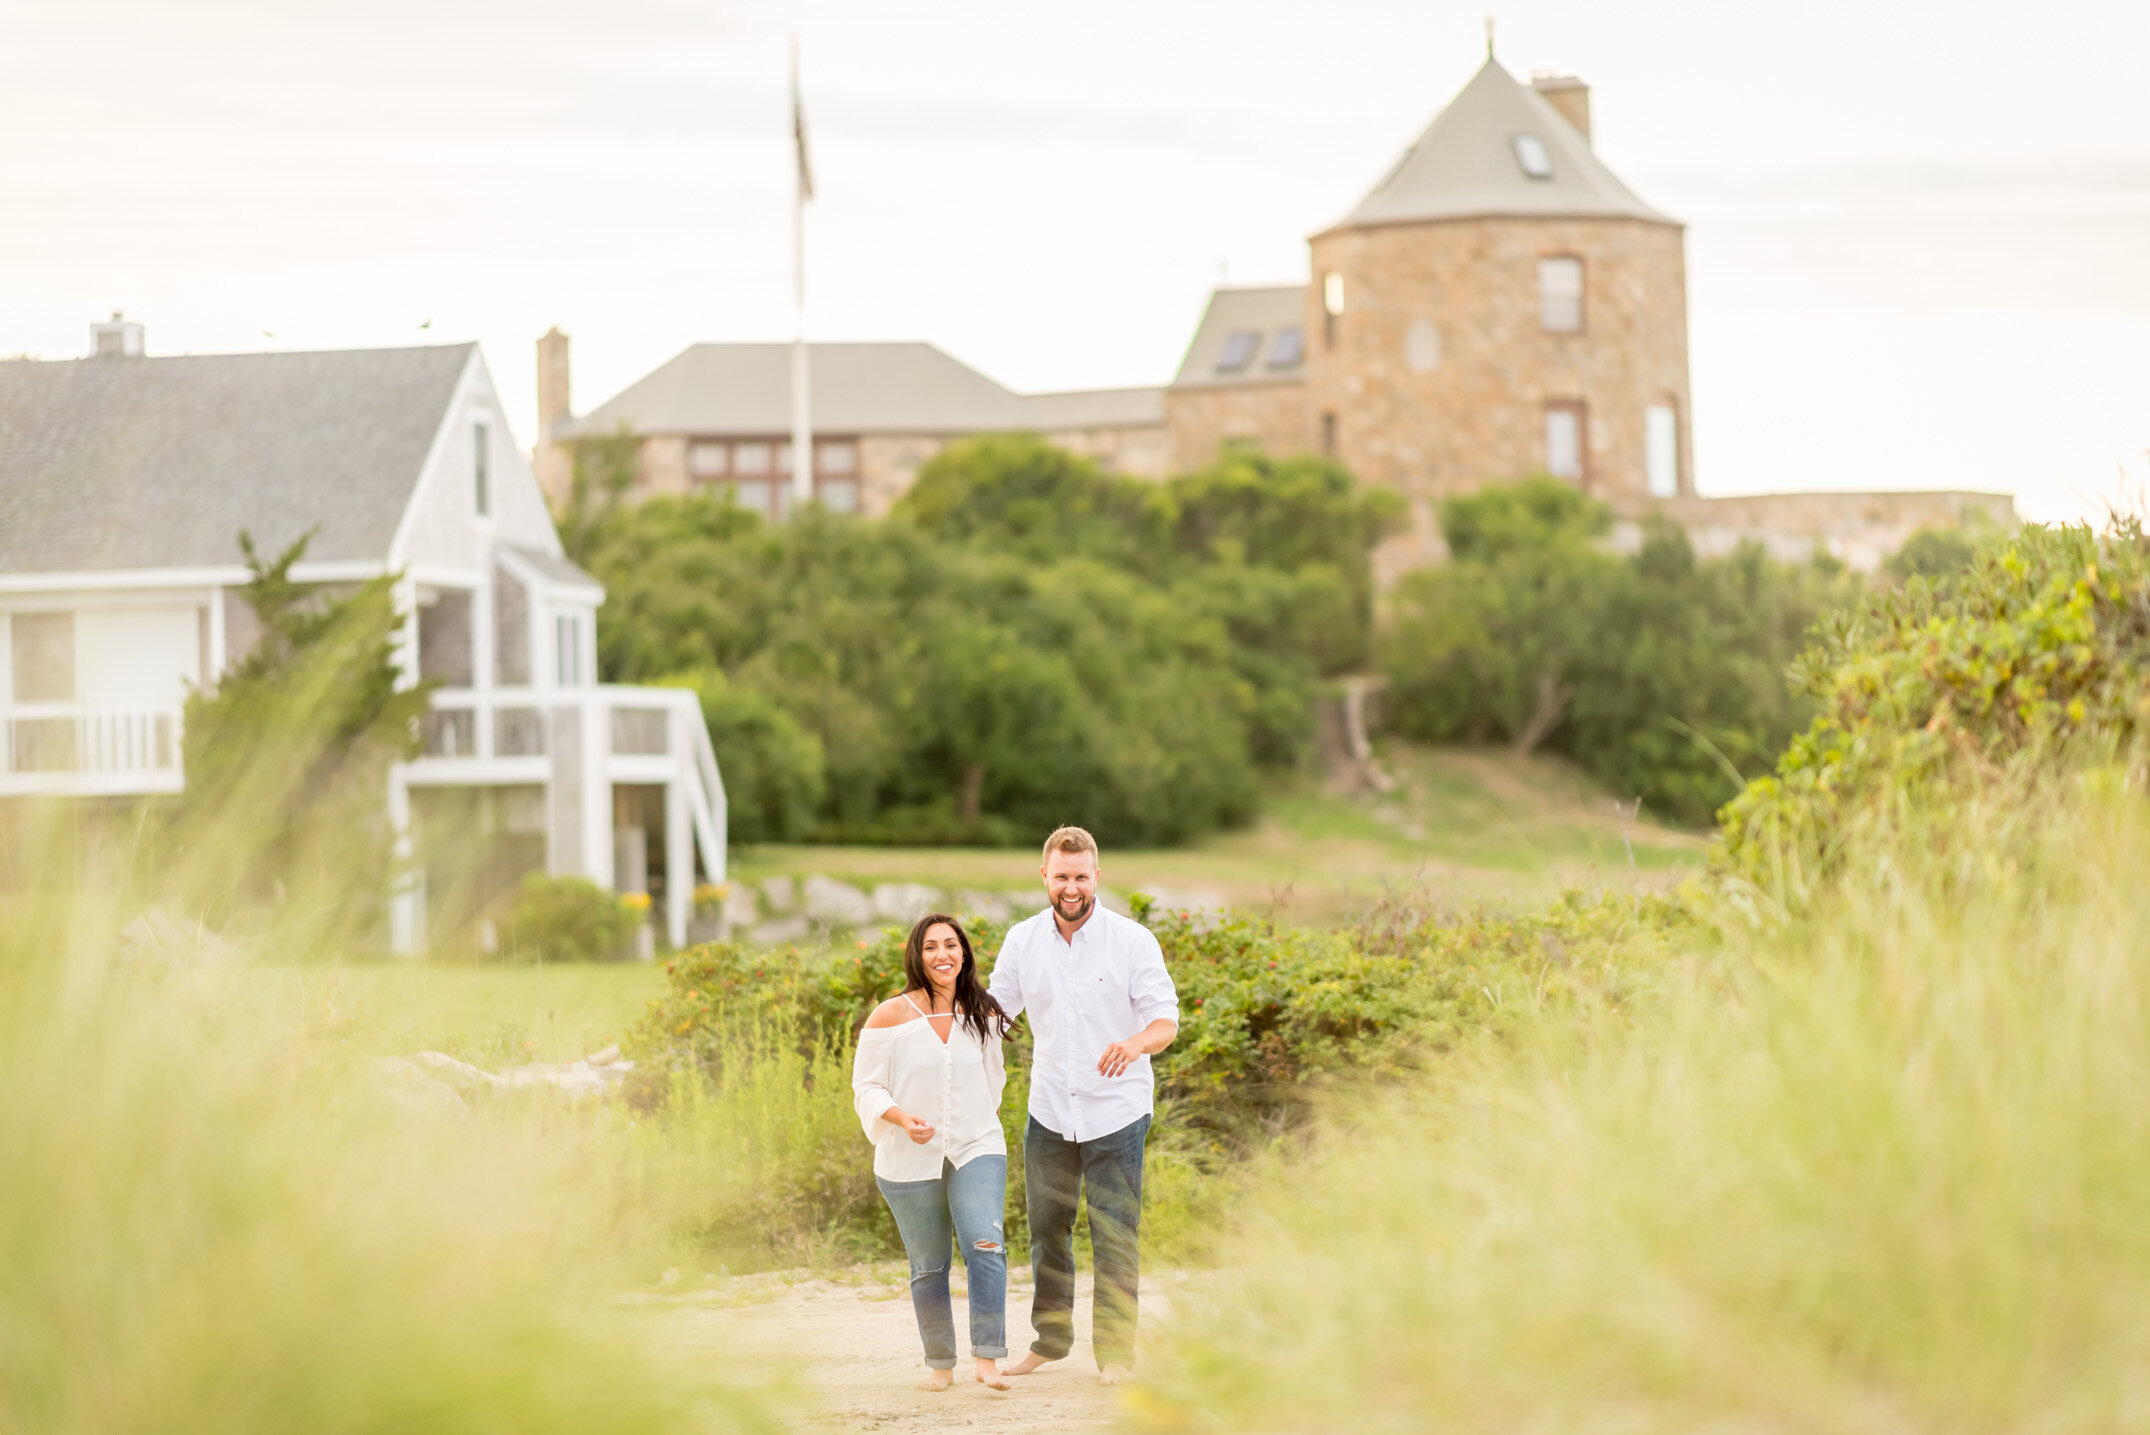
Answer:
[{"xmin": 1055, "ymin": 892, "xmax": 1094, "ymax": 924}]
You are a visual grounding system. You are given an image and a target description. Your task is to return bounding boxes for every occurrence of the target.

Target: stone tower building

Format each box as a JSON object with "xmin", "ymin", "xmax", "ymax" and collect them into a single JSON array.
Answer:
[{"xmin": 1165, "ymin": 55, "xmax": 1697, "ymax": 571}]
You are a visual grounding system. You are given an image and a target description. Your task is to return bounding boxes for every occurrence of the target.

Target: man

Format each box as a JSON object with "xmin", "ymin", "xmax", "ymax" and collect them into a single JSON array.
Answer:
[{"xmin": 987, "ymin": 825, "xmax": 1179, "ymax": 1386}]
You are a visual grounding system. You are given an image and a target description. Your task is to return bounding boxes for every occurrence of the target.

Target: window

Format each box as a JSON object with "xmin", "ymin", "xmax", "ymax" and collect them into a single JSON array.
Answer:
[
  {"xmin": 1512, "ymin": 133, "xmax": 1553, "ymax": 180},
  {"xmin": 1266, "ymin": 326, "xmax": 1305, "ymax": 370},
  {"xmin": 1321, "ymin": 411, "xmax": 1338, "ymax": 458},
  {"xmin": 473, "ymin": 421, "xmax": 491, "ymax": 517},
  {"xmin": 1405, "ymin": 319, "xmax": 1441, "ymax": 373},
  {"xmin": 819, "ymin": 477, "xmax": 860, "ymax": 514},
  {"xmin": 732, "ymin": 442, "xmax": 772, "ymax": 475},
  {"xmin": 689, "ymin": 441, "xmax": 729, "ymax": 478},
  {"xmin": 1545, "ymin": 403, "xmax": 1586, "ymax": 482},
  {"xmin": 734, "ymin": 479, "xmax": 773, "ymax": 516},
  {"xmin": 776, "ymin": 442, "xmax": 795, "ymax": 475},
  {"xmin": 10, "ymin": 611, "xmax": 74, "ymax": 702},
  {"xmin": 1215, "ymin": 329, "xmax": 1261, "ymax": 373},
  {"xmin": 555, "ymin": 614, "xmax": 583, "ymax": 687},
  {"xmin": 1539, "ymin": 256, "xmax": 1584, "ymax": 333},
  {"xmin": 819, "ymin": 440, "xmax": 858, "ymax": 474},
  {"xmin": 1646, "ymin": 404, "xmax": 1680, "ymax": 498},
  {"xmin": 1322, "ymin": 272, "xmax": 1344, "ymax": 349}
]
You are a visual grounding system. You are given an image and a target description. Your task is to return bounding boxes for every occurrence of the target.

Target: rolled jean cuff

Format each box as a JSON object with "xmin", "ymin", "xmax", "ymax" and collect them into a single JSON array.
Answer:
[
  {"xmin": 973, "ymin": 1344, "xmax": 1009, "ymax": 1360},
  {"xmin": 924, "ymin": 1358, "xmax": 957, "ymax": 1370}
]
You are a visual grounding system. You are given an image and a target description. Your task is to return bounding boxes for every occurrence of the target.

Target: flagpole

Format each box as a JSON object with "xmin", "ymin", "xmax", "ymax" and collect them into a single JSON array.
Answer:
[{"xmin": 789, "ymin": 35, "xmax": 813, "ymax": 515}]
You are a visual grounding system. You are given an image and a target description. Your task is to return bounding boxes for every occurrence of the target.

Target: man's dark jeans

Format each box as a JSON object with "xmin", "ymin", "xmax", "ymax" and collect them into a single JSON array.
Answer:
[{"xmin": 1024, "ymin": 1113, "xmax": 1149, "ymax": 1370}]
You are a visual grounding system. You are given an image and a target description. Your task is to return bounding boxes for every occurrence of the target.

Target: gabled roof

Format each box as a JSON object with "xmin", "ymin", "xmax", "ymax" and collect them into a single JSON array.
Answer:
[
  {"xmin": 566, "ymin": 341, "xmax": 1166, "ymax": 440},
  {"xmin": 0, "ymin": 344, "xmax": 473, "ymax": 575},
  {"xmin": 566, "ymin": 341, "xmax": 1032, "ymax": 438},
  {"xmin": 1325, "ymin": 58, "xmax": 1675, "ymax": 234},
  {"xmin": 1169, "ymin": 286, "xmax": 1309, "ymax": 391}
]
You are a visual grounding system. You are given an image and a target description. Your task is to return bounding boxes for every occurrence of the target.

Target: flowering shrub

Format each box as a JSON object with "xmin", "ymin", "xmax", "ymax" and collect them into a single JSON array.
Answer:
[
  {"xmin": 1718, "ymin": 521, "xmax": 2150, "ymax": 896},
  {"xmin": 495, "ymin": 874, "xmax": 641, "ymax": 964}
]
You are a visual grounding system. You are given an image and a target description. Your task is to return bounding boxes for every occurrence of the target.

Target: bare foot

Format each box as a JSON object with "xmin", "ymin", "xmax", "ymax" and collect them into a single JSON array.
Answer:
[
  {"xmin": 974, "ymin": 1359, "xmax": 1011, "ymax": 1391},
  {"xmin": 1003, "ymin": 1351, "xmax": 1055, "ymax": 1377},
  {"xmin": 1099, "ymin": 1363, "xmax": 1133, "ymax": 1386},
  {"xmin": 916, "ymin": 1368, "xmax": 954, "ymax": 1391}
]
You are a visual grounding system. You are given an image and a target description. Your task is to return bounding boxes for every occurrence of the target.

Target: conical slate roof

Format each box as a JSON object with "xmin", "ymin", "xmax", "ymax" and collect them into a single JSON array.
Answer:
[{"xmin": 1325, "ymin": 58, "xmax": 1676, "ymax": 233}]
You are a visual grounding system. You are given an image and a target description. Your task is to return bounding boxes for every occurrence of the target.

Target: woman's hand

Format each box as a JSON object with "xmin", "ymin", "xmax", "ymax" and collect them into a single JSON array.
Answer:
[{"xmin": 882, "ymin": 1106, "xmax": 936, "ymax": 1144}]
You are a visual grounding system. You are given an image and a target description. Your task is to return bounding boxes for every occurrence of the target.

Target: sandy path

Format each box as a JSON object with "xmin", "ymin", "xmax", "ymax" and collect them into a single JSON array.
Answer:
[{"xmin": 632, "ymin": 1262, "xmax": 1193, "ymax": 1432}]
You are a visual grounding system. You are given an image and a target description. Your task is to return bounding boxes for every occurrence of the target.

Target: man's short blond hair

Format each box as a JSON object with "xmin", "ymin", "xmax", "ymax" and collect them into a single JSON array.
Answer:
[{"xmin": 1042, "ymin": 825, "xmax": 1099, "ymax": 864}]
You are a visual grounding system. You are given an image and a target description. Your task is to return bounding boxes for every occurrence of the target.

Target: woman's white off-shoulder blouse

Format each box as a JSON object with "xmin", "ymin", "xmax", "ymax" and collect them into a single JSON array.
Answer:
[{"xmin": 850, "ymin": 1010, "xmax": 1008, "ymax": 1182}]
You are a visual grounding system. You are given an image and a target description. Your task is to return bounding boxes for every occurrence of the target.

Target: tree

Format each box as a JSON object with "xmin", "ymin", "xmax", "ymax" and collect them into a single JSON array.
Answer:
[{"xmin": 169, "ymin": 530, "xmax": 430, "ymax": 937}]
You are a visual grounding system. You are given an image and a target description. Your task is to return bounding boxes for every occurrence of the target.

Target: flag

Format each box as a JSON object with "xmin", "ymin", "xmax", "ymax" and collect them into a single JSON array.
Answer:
[{"xmin": 791, "ymin": 48, "xmax": 814, "ymax": 204}]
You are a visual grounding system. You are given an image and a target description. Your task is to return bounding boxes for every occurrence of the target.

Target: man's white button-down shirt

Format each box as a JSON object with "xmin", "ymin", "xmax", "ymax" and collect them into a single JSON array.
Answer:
[{"xmin": 986, "ymin": 904, "xmax": 1180, "ymax": 1144}]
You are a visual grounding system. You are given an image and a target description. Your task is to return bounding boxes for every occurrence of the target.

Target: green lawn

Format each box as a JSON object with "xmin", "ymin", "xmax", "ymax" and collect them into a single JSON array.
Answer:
[
  {"xmin": 732, "ymin": 742, "xmax": 1704, "ymax": 927},
  {"xmin": 279, "ymin": 743, "xmax": 1705, "ymax": 1058}
]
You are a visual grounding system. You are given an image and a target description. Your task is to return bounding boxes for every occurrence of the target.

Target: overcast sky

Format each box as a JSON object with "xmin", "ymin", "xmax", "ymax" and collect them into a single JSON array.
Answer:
[{"xmin": 5, "ymin": 0, "xmax": 2147, "ymax": 520}]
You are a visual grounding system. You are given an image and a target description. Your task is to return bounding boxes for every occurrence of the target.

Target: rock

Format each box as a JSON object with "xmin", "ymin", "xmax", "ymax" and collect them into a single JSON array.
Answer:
[
  {"xmin": 759, "ymin": 875, "xmax": 796, "ymax": 913},
  {"xmin": 371, "ymin": 1057, "xmax": 469, "ymax": 1116},
  {"xmin": 748, "ymin": 914, "xmax": 811, "ymax": 946},
  {"xmin": 872, "ymin": 883, "xmax": 942, "ymax": 924},
  {"xmin": 955, "ymin": 890, "xmax": 1010, "ymax": 922},
  {"xmin": 803, "ymin": 875, "xmax": 875, "ymax": 927},
  {"xmin": 408, "ymin": 1050, "xmax": 508, "ymax": 1096},
  {"xmin": 586, "ymin": 1044, "xmax": 621, "ymax": 1066},
  {"xmin": 724, "ymin": 885, "xmax": 760, "ymax": 930}
]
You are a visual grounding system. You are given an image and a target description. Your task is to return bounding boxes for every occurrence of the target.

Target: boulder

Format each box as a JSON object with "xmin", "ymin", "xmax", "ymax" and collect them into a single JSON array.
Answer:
[
  {"xmin": 371, "ymin": 1057, "xmax": 469, "ymax": 1117},
  {"xmin": 872, "ymin": 883, "xmax": 942, "ymax": 924},
  {"xmin": 759, "ymin": 875, "xmax": 797, "ymax": 912},
  {"xmin": 803, "ymin": 875, "xmax": 875, "ymax": 927},
  {"xmin": 748, "ymin": 914, "xmax": 811, "ymax": 946}
]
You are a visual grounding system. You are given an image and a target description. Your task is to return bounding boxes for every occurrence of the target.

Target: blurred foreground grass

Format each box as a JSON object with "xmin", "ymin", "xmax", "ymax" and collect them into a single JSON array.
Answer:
[{"xmin": 1137, "ymin": 769, "xmax": 2150, "ymax": 1433}]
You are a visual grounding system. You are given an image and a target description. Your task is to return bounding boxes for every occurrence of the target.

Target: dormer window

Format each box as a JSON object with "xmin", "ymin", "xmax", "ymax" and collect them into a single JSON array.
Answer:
[
  {"xmin": 473, "ymin": 421, "xmax": 491, "ymax": 517},
  {"xmin": 1215, "ymin": 330, "xmax": 1261, "ymax": 374},
  {"xmin": 1266, "ymin": 327, "xmax": 1305, "ymax": 370},
  {"xmin": 1512, "ymin": 133, "xmax": 1553, "ymax": 180}
]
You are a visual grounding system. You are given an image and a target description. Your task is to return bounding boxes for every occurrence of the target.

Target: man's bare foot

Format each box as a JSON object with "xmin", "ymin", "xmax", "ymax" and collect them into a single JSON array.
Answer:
[
  {"xmin": 916, "ymin": 1368, "xmax": 954, "ymax": 1391},
  {"xmin": 974, "ymin": 1358, "xmax": 1011, "ymax": 1390},
  {"xmin": 1098, "ymin": 1363, "xmax": 1133, "ymax": 1386},
  {"xmin": 1003, "ymin": 1351, "xmax": 1054, "ymax": 1376}
]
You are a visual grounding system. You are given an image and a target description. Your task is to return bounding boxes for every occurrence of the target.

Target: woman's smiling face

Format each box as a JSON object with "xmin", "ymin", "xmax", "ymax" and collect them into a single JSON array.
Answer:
[{"xmin": 919, "ymin": 922, "xmax": 964, "ymax": 995}]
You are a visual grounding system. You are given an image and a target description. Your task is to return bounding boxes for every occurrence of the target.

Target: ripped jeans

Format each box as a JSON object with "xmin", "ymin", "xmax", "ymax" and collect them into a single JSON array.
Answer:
[{"xmin": 875, "ymin": 1155, "xmax": 1009, "ymax": 1367}]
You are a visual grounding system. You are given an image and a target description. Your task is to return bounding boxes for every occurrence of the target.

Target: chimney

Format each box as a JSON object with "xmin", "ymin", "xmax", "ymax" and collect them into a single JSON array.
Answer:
[
  {"xmin": 534, "ymin": 327, "xmax": 573, "ymax": 507},
  {"xmin": 1531, "ymin": 73, "xmax": 1591, "ymax": 144},
  {"xmin": 91, "ymin": 310, "xmax": 144, "ymax": 358}
]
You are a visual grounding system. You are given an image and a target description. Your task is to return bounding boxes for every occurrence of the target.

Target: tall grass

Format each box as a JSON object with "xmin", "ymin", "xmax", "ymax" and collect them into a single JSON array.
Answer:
[
  {"xmin": 0, "ymin": 823, "xmax": 768, "ymax": 1432},
  {"xmin": 1139, "ymin": 769, "xmax": 2150, "ymax": 1432}
]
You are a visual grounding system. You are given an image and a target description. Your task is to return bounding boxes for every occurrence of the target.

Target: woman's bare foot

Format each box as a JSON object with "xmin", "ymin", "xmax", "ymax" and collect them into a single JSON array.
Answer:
[
  {"xmin": 1099, "ymin": 1363, "xmax": 1132, "ymax": 1386},
  {"xmin": 916, "ymin": 1368, "xmax": 954, "ymax": 1391},
  {"xmin": 1003, "ymin": 1351, "xmax": 1054, "ymax": 1376},
  {"xmin": 974, "ymin": 1358, "xmax": 1011, "ymax": 1390}
]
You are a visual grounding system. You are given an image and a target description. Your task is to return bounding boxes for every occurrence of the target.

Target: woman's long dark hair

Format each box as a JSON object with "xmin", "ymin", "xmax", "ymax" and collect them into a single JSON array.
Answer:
[{"xmin": 903, "ymin": 913, "xmax": 1013, "ymax": 1042}]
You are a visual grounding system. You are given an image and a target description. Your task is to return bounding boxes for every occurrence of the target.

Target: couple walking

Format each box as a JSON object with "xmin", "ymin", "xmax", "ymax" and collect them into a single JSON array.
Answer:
[{"xmin": 850, "ymin": 825, "xmax": 1179, "ymax": 1391}]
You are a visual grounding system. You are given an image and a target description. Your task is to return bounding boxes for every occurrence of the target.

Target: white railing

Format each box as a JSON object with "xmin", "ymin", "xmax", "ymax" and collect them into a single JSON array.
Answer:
[{"xmin": 0, "ymin": 700, "xmax": 185, "ymax": 795}]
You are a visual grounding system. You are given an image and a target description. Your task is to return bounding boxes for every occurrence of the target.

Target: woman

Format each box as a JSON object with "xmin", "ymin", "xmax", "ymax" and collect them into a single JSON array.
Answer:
[{"xmin": 852, "ymin": 912, "xmax": 1017, "ymax": 1391}]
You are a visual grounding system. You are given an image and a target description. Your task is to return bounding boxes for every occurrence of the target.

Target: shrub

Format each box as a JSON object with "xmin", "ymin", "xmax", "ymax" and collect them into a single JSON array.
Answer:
[
  {"xmin": 1718, "ymin": 520, "xmax": 2150, "ymax": 897},
  {"xmin": 497, "ymin": 874, "xmax": 641, "ymax": 964}
]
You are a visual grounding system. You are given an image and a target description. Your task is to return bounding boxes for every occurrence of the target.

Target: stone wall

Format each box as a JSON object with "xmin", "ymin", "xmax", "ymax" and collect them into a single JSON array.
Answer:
[
  {"xmin": 1165, "ymin": 383, "xmax": 1316, "ymax": 473},
  {"xmin": 1043, "ymin": 423, "xmax": 1172, "ymax": 480},
  {"xmin": 858, "ymin": 434, "xmax": 945, "ymax": 517},
  {"xmin": 1620, "ymin": 490, "xmax": 2018, "ymax": 572},
  {"xmin": 633, "ymin": 435, "xmax": 691, "ymax": 499},
  {"xmin": 1305, "ymin": 213, "xmax": 1692, "ymax": 542}
]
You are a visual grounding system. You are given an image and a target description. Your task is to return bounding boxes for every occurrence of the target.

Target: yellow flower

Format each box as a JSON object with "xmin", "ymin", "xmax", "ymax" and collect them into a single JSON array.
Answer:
[{"xmin": 621, "ymin": 891, "xmax": 652, "ymax": 912}]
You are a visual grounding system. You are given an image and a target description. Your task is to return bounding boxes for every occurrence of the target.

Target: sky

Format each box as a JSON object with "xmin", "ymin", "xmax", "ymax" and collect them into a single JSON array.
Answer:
[{"xmin": 4, "ymin": 0, "xmax": 2147, "ymax": 521}]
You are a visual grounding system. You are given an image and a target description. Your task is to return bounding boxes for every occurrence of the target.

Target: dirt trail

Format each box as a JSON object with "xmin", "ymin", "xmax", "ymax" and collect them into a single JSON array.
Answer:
[{"xmin": 635, "ymin": 1263, "xmax": 1192, "ymax": 1432}]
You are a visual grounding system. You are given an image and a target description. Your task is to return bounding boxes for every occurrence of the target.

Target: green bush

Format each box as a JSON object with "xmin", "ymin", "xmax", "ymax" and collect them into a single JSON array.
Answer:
[
  {"xmin": 497, "ymin": 874, "xmax": 641, "ymax": 964},
  {"xmin": 1381, "ymin": 479, "xmax": 1858, "ymax": 825},
  {"xmin": 660, "ymin": 667, "xmax": 825, "ymax": 843},
  {"xmin": 1719, "ymin": 520, "xmax": 2150, "ymax": 897}
]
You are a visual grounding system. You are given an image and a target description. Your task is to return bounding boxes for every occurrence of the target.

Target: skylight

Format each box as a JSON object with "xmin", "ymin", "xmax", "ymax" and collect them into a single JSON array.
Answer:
[
  {"xmin": 1215, "ymin": 329, "xmax": 1261, "ymax": 373},
  {"xmin": 1512, "ymin": 133, "xmax": 1553, "ymax": 180},
  {"xmin": 1266, "ymin": 327, "xmax": 1305, "ymax": 370}
]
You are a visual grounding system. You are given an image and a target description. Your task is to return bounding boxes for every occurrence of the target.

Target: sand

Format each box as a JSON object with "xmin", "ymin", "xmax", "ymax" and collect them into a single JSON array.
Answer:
[{"xmin": 633, "ymin": 1262, "xmax": 1194, "ymax": 1432}]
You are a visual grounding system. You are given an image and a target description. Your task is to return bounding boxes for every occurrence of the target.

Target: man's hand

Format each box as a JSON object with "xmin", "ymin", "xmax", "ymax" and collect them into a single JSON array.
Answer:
[
  {"xmin": 883, "ymin": 1106, "xmax": 935, "ymax": 1144},
  {"xmin": 1095, "ymin": 1017, "xmax": 1179, "ymax": 1077}
]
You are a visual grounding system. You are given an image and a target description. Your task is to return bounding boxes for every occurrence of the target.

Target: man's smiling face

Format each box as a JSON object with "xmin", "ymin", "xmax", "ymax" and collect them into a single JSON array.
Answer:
[{"xmin": 1043, "ymin": 848, "xmax": 1099, "ymax": 927}]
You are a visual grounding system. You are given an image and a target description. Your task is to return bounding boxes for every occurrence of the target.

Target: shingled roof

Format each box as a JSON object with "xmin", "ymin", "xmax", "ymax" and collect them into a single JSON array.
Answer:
[
  {"xmin": 1169, "ymin": 286, "xmax": 1309, "ymax": 391},
  {"xmin": 1325, "ymin": 58, "xmax": 1675, "ymax": 234},
  {"xmin": 0, "ymin": 344, "xmax": 473, "ymax": 575}
]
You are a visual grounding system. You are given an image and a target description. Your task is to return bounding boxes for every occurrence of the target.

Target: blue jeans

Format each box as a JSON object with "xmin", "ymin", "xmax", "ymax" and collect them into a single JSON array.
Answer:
[
  {"xmin": 875, "ymin": 1156, "xmax": 1009, "ymax": 1368},
  {"xmin": 1024, "ymin": 1114, "xmax": 1149, "ymax": 1369}
]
